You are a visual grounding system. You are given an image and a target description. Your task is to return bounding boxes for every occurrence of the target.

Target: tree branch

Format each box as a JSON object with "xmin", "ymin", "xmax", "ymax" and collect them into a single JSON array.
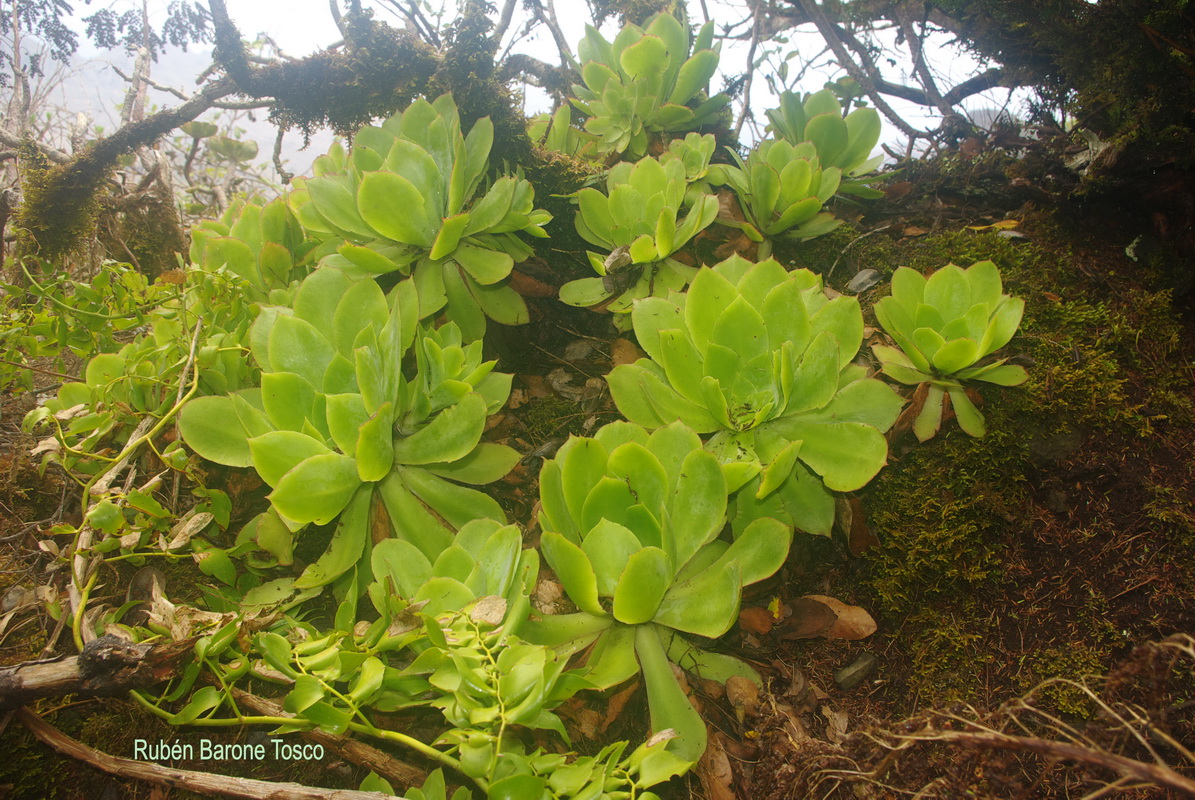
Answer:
[
  {"xmin": 497, "ymin": 53, "xmax": 571, "ymax": 95},
  {"xmin": 0, "ymin": 130, "xmax": 70, "ymax": 164},
  {"xmin": 933, "ymin": 730, "xmax": 1195, "ymax": 796},
  {"xmin": 528, "ymin": 0, "xmax": 577, "ymax": 71},
  {"xmin": 0, "ymin": 635, "xmax": 194, "ymax": 709},
  {"xmin": 493, "ymin": 0, "xmax": 518, "ymax": 43},
  {"xmin": 792, "ymin": 0, "xmax": 923, "ymax": 139}
]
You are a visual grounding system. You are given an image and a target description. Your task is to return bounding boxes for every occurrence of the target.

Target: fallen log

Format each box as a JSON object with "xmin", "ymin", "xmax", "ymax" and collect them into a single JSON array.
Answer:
[
  {"xmin": 17, "ymin": 707, "xmax": 399, "ymax": 800},
  {"xmin": 0, "ymin": 634, "xmax": 193, "ymax": 709}
]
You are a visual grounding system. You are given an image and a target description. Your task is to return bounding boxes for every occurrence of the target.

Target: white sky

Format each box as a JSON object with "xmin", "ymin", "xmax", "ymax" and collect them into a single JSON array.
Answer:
[{"xmin": 57, "ymin": 0, "xmax": 1022, "ymax": 175}]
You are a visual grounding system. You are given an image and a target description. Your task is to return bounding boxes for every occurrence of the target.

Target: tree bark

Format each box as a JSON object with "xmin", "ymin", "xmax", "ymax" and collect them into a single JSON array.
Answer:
[{"xmin": 0, "ymin": 634, "xmax": 194, "ymax": 709}]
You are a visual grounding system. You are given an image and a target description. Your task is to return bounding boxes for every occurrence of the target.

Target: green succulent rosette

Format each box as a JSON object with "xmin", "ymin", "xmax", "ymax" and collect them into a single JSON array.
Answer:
[
  {"xmin": 710, "ymin": 139, "xmax": 845, "ymax": 257},
  {"xmin": 872, "ymin": 261, "xmax": 1028, "ymax": 441},
  {"xmin": 189, "ymin": 195, "xmax": 316, "ymax": 304},
  {"xmin": 529, "ymin": 103, "xmax": 601, "ymax": 160},
  {"xmin": 607, "ymin": 255, "xmax": 905, "ymax": 536},
  {"xmin": 288, "ymin": 94, "xmax": 552, "ymax": 341},
  {"xmin": 525, "ymin": 420, "xmax": 791, "ymax": 767},
  {"xmin": 177, "ymin": 267, "xmax": 519, "ymax": 587},
  {"xmin": 571, "ymin": 13, "xmax": 730, "ymax": 159},
  {"xmin": 765, "ymin": 88, "xmax": 884, "ymax": 198},
  {"xmin": 559, "ymin": 156, "xmax": 718, "ymax": 327}
]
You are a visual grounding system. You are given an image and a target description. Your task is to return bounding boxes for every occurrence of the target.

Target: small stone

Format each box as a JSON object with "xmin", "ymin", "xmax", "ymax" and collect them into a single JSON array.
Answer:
[
  {"xmin": 833, "ymin": 651, "xmax": 879, "ymax": 690},
  {"xmin": 1, "ymin": 585, "xmax": 33, "ymax": 613},
  {"xmin": 846, "ymin": 269, "xmax": 881, "ymax": 293},
  {"xmin": 562, "ymin": 339, "xmax": 594, "ymax": 362}
]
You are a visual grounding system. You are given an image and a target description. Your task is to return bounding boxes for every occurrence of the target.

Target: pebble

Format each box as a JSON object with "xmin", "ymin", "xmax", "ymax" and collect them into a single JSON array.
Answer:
[
  {"xmin": 1, "ymin": 585, "xmax": 33, "ymax": 613},
  {"xmin": 833, "ymin": 651, "xmax": 879, "ymax": 690},
  {"xmin": 846, "ymin": 269, "xmax": 881, "ymax": 293}
]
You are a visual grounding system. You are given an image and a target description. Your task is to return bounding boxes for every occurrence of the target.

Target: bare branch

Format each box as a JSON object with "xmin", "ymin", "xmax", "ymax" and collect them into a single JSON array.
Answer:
[
  {"xmin": 328, "ymin": 0, "xmax": 347, "ymax": 37},
  {"xmin": 895, "ymin": 11, "xmax": 951, "ymax": 116},
  {"xmin": 0, "ymin": 635, "xmax": 194, "ymax": 709},
  {"xmin": 113, "ymin": 65, "xmax": 189, "ymax": 102},
  {"xmin": 272, "ymin": 127, "xmax": 293, "ymax": 184},
  {"xmin": 231, "ymin": 688, "xmax": 427, "ymax": 789},
  {"xmin": 930, "ymin": 730, "xmax": 1195, "ymax": 796},
  {"xmin": 735, "ymin": 9, "xmax": 763, "ymax": 139},
  {"xmin": 493, "ymin": 0, "xmax": 518, "ymax": 42},
  {"xmin": 792, "ymin": 0, "xmax": 923, "ymax": 139},
  {"xmin": 497, "ymin": 53, "xmax": 571, "ymax": 96},
  {"xmin": 0, "ymin": 130, "xmax": 71, "ymax": 163},
  {"xmin": 528, "ymin": 0, "xmax": 577, "ymax": 71}
]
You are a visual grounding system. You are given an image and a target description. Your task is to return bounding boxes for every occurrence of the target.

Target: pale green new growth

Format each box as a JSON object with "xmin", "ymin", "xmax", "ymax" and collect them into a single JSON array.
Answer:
[
  {"xmin": 290, "ymin": 94, "xmax": 551, "ymax": 341},
  {"xmin": 873, "ymin": 260, "xmax": 1028, "ymax": 441},
  {"xmin": 571, "ymin": 13, "xmax": 730, "ymax": 159}
]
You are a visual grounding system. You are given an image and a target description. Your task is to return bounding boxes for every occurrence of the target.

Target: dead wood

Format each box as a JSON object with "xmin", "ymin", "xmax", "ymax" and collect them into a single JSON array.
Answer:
[{"xmin": 0, "ymin": 634, "xmax": 194, "ymax": 710}]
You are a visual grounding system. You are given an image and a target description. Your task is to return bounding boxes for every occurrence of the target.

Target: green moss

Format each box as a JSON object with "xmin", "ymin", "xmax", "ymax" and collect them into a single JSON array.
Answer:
[
  {"xmin": 14, "ymin": 141, "xmax": 109, "ymax": 266},
  {"xmin": 855, "ymin": 226, "xmax": 1193, "ymax": 710},
  {"xmin": 1017, "ymin": 643, "xmax": 1108, "ymax": 718},
  {"xmin": 897, "ymin": 602, "xmax": 997, "ymax": 704}
]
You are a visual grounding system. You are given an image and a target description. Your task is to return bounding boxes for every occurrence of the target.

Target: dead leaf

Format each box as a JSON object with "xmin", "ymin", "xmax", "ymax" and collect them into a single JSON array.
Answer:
[
  {"xmin": 966, "ymin": 219, "xmax": 1020, "ymax": 231},
  {"xmin": 547, "ymin": 368, "xmax": 586, "ymax": 402},
  {"xmin": 883, "ymin": 181, "xmax": 914, "ymax": 201},
  {"xmin": 31, "ymin": 437, "xmax": 61, "ymax": 456},
  {"xmin": 958, "ymin": 136, "xmax": 984, "ymax": 160},
  {"xmin": 563, "ymin": 340, "xmax": 595, "ymax": 362},
  {"xmin": 820, "ymin": 704, "xmax": 850, "ymax": 744},
  {"xmin": 53, "ymin": 403, "xmax": 88, "ymax": 422},
  {"xmin": 469, "ymin": 595, "xmax": 507, "ymax": 626},
  {"xmin": 506, "ymin": 389, "xmax": 528, "ymax": 410},
  {"xmin": 519, "ymin": 375, "xmax": 552, "ymax": 399},
  {"xmin": 165, "ymin": 511, "xmax": 214, "ymax": 551},
  {"xmin": 508, "ymin": 269, "xmax": 557, "ymax": 298},
  {"xmin": 696, "ymin": 733, "xmax": 735, "ymax": 800},
  {"xmin": 803, "ymin": 595, "xmax": 878, "ymax": 640},
  {"xmin": 610, "ymin": 338, "xmax": 644, "ymax": 366},
  {"xmin": 716, "ymin": 190, "xmax": 747, "ymax": 223},
  {"xmin": 601, "ymin": 681, "xmax": 640, "ymax": 733},
  {"xmin": 560, "ymin": 699, "xmax": 600, "ymax": 740},
  {"xmin": 846, "ymin": 492, "xmax": 884, "ymax": 554},
  {"xmin": 902, "ymin": 226, "xmax": 929, "ymax": 237},
  {"xmin": 738, "ymin": 606, "xmax": 775, "ymax": 635},
  {"xmin": 1043, "ymin": 291, "xmax": 1061, "ymax": 302},
  {"xmin": 890, "ymin": 382, "xmax": 930, "ymax": 441},
  {"xmin": 777, "ymin": 596, "xmax": 838, "ymax": 639},
  {"xmin": 726, "ymin": 676, "xmax": 760, "ymax": 723}
]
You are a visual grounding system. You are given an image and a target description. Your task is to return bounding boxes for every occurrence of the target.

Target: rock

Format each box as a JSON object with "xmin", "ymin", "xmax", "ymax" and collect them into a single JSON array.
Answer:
[
  {"xmin": 846, "ymin": 268, "xmax": 881, "ymax": 293},
  {"xmin": 1, "ymin": 585, "xmax": 33, "ymax": 613},
  {"xmin": 562, "ymin": 339, "xmax": 594, "ymax": 362},
  {"xmin": 833, "ymin": 651, "xmax": 879, "ymax": 690}
]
